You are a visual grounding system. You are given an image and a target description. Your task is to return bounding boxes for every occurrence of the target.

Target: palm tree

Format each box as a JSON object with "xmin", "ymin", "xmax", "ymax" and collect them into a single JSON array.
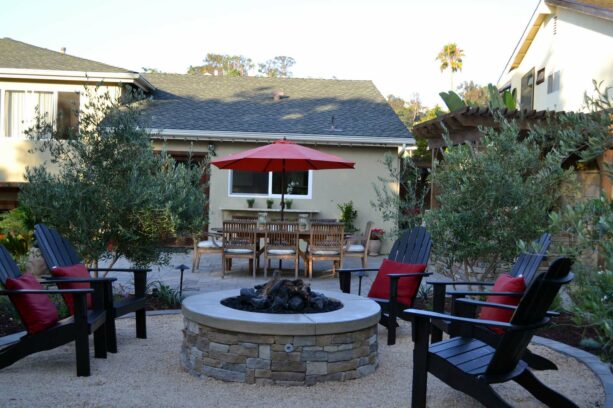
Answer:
[{"xmin": 436, "ymin": 43, "xmax": 465, "ymax": 90}]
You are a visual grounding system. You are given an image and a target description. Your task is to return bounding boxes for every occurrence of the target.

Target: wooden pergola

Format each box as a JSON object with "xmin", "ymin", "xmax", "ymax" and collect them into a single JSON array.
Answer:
[{"xmin": 412, "ymin": 106, "xmax": 612, "ymax": 207}]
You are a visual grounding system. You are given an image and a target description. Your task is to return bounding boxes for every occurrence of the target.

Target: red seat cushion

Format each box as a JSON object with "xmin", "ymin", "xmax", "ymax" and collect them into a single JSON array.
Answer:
[
  {"xmin": 51, "ymin": 264, "xmax": 93, "ymax": 314},
  {"xmin": 478, "ymin": 273, "xmax": 526, "ymax": 334},
  {"xmin": 6, "ymin": 273, "xmax": 59, "ymax": 335},
  {"xmin": 367, "ymin": 259, "xmax": 427, "ymax": 306}
]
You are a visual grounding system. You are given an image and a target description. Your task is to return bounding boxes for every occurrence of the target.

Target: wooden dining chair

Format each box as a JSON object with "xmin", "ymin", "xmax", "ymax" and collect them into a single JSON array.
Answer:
[
  {"xmin": 221, "ymin": 220, "xmax": 260, "ymax": 279},
  {"xmin": 263, "ymin": 222, "xmax": 300, "ymax": 279},
  {"xmin": 300, "ymin": 222, "xmax": 344, "ymax": 279},
  {"xmin": 343, "ymin": 220, "xmax": 374, "ymax": 269},
  {"xmin": 192, "ymin": 231, "xmax": 223, "ymax": 272}
]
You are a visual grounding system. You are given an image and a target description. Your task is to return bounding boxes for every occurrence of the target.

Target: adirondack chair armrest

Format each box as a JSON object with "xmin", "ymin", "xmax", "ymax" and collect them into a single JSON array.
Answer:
[
  {"xmin": 426, "ymin": 280, "xmax": 495, "ymax": 286},
  {"xmin": 454, "ymin": 298, "xmax": 560, "ymax": 317},
  {"xmin": 403, "ymin": 308, "xmax": 551, "ymax": 332},
  {"xmin": 337, "ymin": 268, "xmax": 379, "ymax": 274},
  {"xmin": 388, "ymin": 272, "xmax": 433, "ymax": 279},
  {"xmin": 88, "ymin": 268, "xmax": 151, "ymax": 274},
  {"xmin": 42, "ymin": 275, "xmax": 117, "ymax": 284},
  {"xmin": 0, "ymin": 288, "xmax": 94, "ymax": 295},
  {"xmin": 449, "ymin": 290, "xmax": 524, "ymax": 297}
]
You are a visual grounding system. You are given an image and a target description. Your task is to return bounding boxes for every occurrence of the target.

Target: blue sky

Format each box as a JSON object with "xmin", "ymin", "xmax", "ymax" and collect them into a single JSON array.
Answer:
[{"xmin": 1, "ymin": 0, "xmax": 539, "ymax": 106}]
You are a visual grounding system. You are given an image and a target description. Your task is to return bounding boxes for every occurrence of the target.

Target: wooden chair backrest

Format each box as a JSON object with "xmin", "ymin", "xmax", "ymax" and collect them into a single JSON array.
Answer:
[
  {"xmin": 388, "ymin": 227, "xmax": 432, "ymax": 265},
  {"xmin": 309, "ymin": 222, "xmax": 344, "ymax": 253},
  {"xmin": 35, "ymin": 224, "xmax": 82, "ymax": 268},
  {"xmin": 0, "ymin": 244, "xmax": 22, "ymax": 285},
  {"xmin": 264, "ymin": 222, "xmax": 299, "ymax": 251},
  {"xmin": 487, "ymin": 257, "xmax": 573, "ymax": 376},
  {"xmin": 314, "ymin": 219, "xmax": 338, "ymax": 224},
  {"xmin": 360, "ymin": 221, "xmax": 375, "ymax": 246},
  {"xmin": 509, "ymin": 233, "xmax": 552, "ymax": 285},
  {"xmin": 222, "ymin": 220, "xmax": 258, "ymax": 250},
  {"xmin": 232, "ymin": 215, "xmax": 258, "ymax": 221}
]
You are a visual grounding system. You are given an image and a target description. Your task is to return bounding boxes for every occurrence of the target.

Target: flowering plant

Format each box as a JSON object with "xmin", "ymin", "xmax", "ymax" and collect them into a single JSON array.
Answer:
[{"xmin": 370, "ymin": 228, "xmax": 385, "ymax": 240}]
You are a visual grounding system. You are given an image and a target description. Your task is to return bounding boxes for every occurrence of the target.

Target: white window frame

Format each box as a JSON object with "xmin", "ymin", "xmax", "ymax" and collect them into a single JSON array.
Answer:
[{"xmin": 228, "ymin": 170, "xmax": 313, "ymax": 199}]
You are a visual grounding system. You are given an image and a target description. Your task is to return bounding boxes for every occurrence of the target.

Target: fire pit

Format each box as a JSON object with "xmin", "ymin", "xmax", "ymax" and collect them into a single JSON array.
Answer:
[
  {"xmin": 222, "ymin": 278, "xmax": 343, "ymax": 314},
  {"xmin": 181, "ymin": 283, "xmax": 380, "ymax": 386}
]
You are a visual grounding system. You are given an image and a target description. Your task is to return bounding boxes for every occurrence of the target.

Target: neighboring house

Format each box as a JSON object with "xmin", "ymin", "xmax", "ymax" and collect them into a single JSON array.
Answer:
[
  {"xmin": 0, "ymin": 38, "xmax": 413, "ymax": 247},
  {"xmin": 498, "ymin": 0, "xmax": 613, "ymax": 112}
]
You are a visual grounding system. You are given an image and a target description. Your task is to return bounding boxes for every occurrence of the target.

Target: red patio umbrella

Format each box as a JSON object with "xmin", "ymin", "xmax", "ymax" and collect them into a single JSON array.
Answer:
[{"xmin": 211, "ymin": 138, "xmax": 355, "ymax": 220}]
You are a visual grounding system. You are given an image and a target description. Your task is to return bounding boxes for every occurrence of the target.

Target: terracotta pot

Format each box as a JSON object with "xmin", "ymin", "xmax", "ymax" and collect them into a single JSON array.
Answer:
[{"xmin": 368, "ymin": 240, "xmax": 382, "ymax": 256}]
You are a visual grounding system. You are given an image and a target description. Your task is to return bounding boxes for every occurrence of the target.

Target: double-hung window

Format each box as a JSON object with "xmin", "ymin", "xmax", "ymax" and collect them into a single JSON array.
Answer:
[{"xmin": 229, "ymin": 170, "xmax": 312, "ymax": 198}]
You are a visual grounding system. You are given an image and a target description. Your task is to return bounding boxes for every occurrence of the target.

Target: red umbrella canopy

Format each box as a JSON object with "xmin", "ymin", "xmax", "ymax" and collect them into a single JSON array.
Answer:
[{"xmin": 211, "ymin": 139, "xmax": 355, "ymax": 172}]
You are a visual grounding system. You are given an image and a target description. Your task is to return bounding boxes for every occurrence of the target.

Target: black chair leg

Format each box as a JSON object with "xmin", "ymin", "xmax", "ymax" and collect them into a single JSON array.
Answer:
[
  {"xmin": 514, "ymin": 369, "xmax": 579, "ymax": 408},
  {"xmin": 411, "ymin": 317, "xmax": 429, "ymax": 408},
  {"xmin": 136, "ymin": 309, "xmax": 147, "ymax": 339},
  {"xmin": 93, "ymin": 326, "xmax": 107, "ymax": 359},
  {"xmin": 523, "ymin": 348, "xmax": 558, "ymax": 371},
  {"xmin": 106, "ymin": 315, "xmax": 118, "ymax": 353},
  {"xmin": 387, "ymin": 313, "xmax": 397, "ymax": 346}
]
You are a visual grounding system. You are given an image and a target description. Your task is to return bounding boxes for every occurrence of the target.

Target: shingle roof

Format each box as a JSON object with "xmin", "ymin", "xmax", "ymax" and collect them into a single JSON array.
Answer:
[
  {"xmin": 0, "ymin": 38, "xmax": 135, "ymax": 73},
  {"xmin": 142, "ymin": 74, "xmax": 411, "ymax": 139}
]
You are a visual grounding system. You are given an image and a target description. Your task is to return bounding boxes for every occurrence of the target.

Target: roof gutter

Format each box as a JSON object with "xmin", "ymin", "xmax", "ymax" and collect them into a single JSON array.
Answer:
[
  {"xmin": 147, "ymin": 128, "xmax": 414, "ymax": 147},
  {"xmin": 0, "ymin": 68, "xmax": 155, "ymax": 91}
]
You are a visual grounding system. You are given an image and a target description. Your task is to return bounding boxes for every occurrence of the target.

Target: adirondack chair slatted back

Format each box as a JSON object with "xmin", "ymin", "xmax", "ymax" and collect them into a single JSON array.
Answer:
[
  {"xmin": 35, "ymin": 224, "xmax": 82, "ymax": 268},
  {"xmin": 0, "ymin": 244, "xmax": 22, "ymax": 285},
  {"xmin": 486, "ymin": 257, "xmax": 573, "ymax": 376},
  {"xmin": 509, "ymin": 233, "xmax": 552, "ymax": 285},
  {"xmin": 389, "ymin": 227, "xmax": 432, "ymax": 265}
]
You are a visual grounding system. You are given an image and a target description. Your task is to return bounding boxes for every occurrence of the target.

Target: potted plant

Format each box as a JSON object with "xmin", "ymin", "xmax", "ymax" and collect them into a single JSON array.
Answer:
[
  {"xmin": 285, "ymin": 199, "xmax": 293, "ymax": 210},
  {"xmin": 266, "ymin": 198, "xmax": 274, "ymax": 209},
  {"xmin": 337, "ymin": 201, "xmax": 358, "ymax": 234},
  {"xmin": 246, "ymin": 198, "xmax": 255, "ymax": 208},
  {"xmin": 368, "ymin": 228, "xmax": 384, "ymax": 256}
]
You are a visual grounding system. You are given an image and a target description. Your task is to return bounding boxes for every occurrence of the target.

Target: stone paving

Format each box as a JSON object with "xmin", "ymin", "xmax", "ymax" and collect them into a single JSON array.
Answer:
[{"xmin": 103, "ymin": 248, "xmax": 387, "ymax": 297}]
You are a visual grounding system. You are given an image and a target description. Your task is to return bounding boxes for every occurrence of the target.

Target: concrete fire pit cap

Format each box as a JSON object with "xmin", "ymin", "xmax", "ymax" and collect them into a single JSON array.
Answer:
[{"xmin": 181, "ymin": 289, "xmax": 381, "ymax": 336}]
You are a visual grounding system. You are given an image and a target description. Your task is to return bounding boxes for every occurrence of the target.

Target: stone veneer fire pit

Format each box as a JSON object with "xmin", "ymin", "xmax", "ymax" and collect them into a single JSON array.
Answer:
[{"xmin": 181, "ymin": 289, "xmax": 381, "ymax": 385}]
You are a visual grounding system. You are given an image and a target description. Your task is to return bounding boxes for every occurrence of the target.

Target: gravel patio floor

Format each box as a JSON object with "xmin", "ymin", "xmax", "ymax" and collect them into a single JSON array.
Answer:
[{"xmin": 0, "ymin": 314, "xmax": 604, "ymax": 408}]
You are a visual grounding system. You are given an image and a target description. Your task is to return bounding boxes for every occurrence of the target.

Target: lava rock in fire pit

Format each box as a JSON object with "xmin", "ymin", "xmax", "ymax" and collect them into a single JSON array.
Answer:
[{"xmin": 222, "ymin": 276, "xmax": 343, "ymax": 314}]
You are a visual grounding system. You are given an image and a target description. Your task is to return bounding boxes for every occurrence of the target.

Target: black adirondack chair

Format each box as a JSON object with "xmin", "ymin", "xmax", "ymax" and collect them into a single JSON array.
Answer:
[
  {"xmin": 428, "ymin": 233, "xmax": 554, "ymax": 370},
  {"xmin": 405, "ymin": 257, "xmax": 577, "ymax": 408},
  {"xmin": 0, "ymin": 244, "xmax": 110, "ymax": 376},
  {"xmin": 34, "ymin": 224, "xmax": 151, "ymax": 353},
  {"xmin": 338, "ymin": 227, "xmax": 432, "ymax": 345}
]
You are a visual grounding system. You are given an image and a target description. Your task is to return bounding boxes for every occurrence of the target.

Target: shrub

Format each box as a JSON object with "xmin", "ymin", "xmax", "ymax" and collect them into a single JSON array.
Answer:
[
  {"xmin": 425, "ymin": 114, "xmax": 577, "ymax": 281},
  {"xmin": 337, "ymin": 201, "xmax": 358, "ymax": 233}
]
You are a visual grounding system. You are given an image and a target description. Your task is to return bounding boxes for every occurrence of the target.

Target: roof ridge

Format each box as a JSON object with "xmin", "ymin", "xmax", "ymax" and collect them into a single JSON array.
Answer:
[
  {"xmin": 0, "ymin": 37, "xmax": 135, "ymax": 73},
  {"xmin": 143, "ymin": 72, "xmax": 373, "ymax": 83}
]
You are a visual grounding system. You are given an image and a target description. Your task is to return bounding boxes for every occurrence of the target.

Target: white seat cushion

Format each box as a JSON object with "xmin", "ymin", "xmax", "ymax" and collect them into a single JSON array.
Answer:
[
  {"xmin": 225, "ymin": 248, "xmax": 253, "ymax": 254},
  {"xmin": 345, "ymin": 244, "xmax": 365, "ymax": 252},
  {"xmin": 197, "ymin": 240, "xmax": 222, "ymax": 249},
  {"xmin": 312, "ymin": 250, "xmax": 340, "ymax": 255},
  {"xmin": 268, "ymin": 249, "xmax": 296, "ymax": 255}
]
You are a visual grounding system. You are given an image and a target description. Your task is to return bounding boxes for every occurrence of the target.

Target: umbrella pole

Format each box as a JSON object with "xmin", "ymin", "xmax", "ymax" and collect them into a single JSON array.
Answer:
[{"xmin": 279, "ymin": 160, "xmax": 286, "ymax": 270}]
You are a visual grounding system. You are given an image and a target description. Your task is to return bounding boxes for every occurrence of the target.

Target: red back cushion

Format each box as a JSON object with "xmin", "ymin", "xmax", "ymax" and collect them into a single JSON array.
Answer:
[
  {"xmin": 6, "ymin": 273, "xmax": 59, "ymax": 335},
  {"xmin": 51, "ymin": 264, "xmax": 93, "ymax": 314},
  {"xmin": 368, "ymin": 259, "xmax": 427, "ymax": 306},
  {"xmin": 478, "ymin": 273, "xmax": 526, "ymax": 334}
]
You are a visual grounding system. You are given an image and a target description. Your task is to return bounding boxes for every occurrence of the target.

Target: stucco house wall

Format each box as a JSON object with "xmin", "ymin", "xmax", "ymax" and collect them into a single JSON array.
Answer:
[
  {"xmin": 154, "ymin": 139, "xmax": 399, "ymax": 252},
  {"xmin": 0, "ymin": 80, "xmax": 123, "ymax": 185}
]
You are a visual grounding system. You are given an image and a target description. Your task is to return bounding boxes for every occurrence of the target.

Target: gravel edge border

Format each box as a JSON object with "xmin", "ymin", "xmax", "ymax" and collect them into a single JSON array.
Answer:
[
  {"xmin": 125, "ymin": 311, "xmax": 613, "ymax": 407},
  {"xmin": 532, "ymin": 335, "xmax": 612, "ymax": 408}
]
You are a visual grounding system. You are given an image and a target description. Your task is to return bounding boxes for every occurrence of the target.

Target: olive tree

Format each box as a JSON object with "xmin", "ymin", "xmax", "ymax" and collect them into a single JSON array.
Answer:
[
  {"xmin": 425, "ymin": 116, "xmax": 577, "ymax": 281},
  {"xmin": 21, "ymin": 87, "xmax": 207, "ymax": 267}
]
